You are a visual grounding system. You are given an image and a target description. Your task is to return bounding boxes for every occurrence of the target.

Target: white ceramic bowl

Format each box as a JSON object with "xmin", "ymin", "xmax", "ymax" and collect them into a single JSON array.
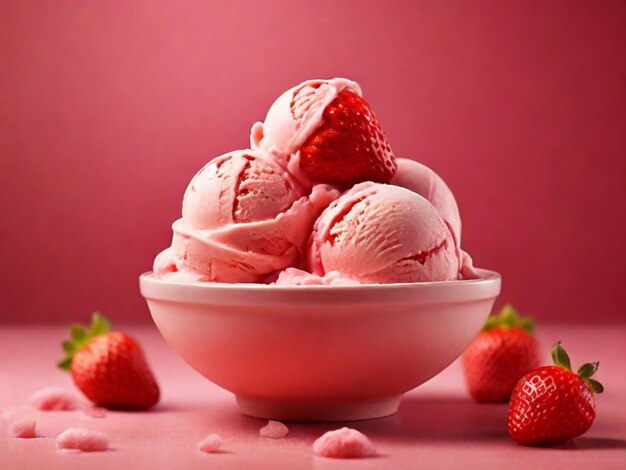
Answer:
[{"xmin": 140, "ymin": 269, "xmax": 501, "ymax": 421}]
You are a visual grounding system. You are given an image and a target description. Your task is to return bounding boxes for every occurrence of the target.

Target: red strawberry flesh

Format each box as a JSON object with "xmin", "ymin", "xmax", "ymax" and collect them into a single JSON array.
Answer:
[
  {"xmin": 71, "ymin": 332, "xmax": 160, "ymax": 410},
  {"xmin": 299, "ymin": 90, "xmax": 397, "ymax": 188}
]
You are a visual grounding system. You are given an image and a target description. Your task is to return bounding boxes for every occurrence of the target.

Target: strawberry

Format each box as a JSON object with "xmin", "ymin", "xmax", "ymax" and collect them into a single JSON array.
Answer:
[
  {"xmin": 299, "ymin": 90, "xmax": 397, "ymax": 188},
  {"xmin": 462, "ymin": 305, "xmax": 540, "ymax": 402},
  {"xmin": 508, "ymin": 342, "xmax": 603, "ymax": 445},
  {"xmin": 58, "ymin": 313, "xmax": 159, "ymax": 409}
]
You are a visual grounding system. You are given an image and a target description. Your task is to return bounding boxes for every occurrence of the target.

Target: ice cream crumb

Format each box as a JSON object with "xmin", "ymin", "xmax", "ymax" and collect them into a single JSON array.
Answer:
[
  {"xmin": 313, "ymin": 427, "xmax": 375, "ymax": 458},
  {"xmin": 82, "ymin": 407, "xmax": 107, "ymax": 419},
  {"xmin": 259, "ymin": 420, "xmax": 289, "ymax": 439},
  {"xmin": 197, "ymin": 433, "xmax": 224, "ymax": 453},
  {"xmin": 56, "ymin": 428, "xmax": 109, "ymax": 452},
  {"xmin": 460, "ymin": 250, "xmax": 480, "ymax": 280},
  {"xmin": 1, "ymin": 408, "xmax": 17, "ymax": 421},
  {"xmin": 29, "ymin": 387, "xmax": 80, "ymax": 411},
  {"xmin": 10, "ymin": 419, "xmax": 36, "ymax": 438},
  {"xmin": 275, "ymin": 268, "xmax": 360, "ymax": 286}
]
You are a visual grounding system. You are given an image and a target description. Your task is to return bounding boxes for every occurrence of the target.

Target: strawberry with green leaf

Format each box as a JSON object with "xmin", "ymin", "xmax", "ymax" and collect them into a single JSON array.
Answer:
[
  {"xmin": 508, "ymin": 341, "xmax": 603, "ymax": 445},
  {"xmin": 59, "ymin": 313, "xmax": 159, "ymax": 409},
  {"xmin": 462, "ymin": 304, "xmax": 540, "ymax": 402}
]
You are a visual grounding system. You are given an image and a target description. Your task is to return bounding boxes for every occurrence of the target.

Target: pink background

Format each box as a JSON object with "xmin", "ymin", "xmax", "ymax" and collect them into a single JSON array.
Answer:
[{"xmin": 1, "ymin": 1, "xmax": 625, "ymax": 324}]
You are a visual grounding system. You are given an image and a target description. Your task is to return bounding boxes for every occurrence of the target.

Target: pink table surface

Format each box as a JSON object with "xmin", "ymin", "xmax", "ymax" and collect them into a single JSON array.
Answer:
[{"xmin": 1, "ymin": 323, "xmax": 625, "ymax": 469}]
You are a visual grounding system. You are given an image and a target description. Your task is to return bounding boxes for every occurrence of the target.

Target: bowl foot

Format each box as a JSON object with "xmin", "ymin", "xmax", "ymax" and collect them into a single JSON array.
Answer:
[{"xmin": 235, "ymin": 395, "xmax": 402, "ymax": 422}]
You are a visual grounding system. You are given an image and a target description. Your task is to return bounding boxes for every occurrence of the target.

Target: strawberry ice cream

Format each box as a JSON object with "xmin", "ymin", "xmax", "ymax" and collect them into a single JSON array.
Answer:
[
  {"xmin": 56, "ymin": 428, "xmax": 110, "ymax": 452},
  {"xmin": 313, "ymin": 427, "xmax": 375, "ymax": 459},
  {"xmin": 251, "ymin": 78, "xmax": 396, "ymax": 188},
  {"xmin": 29, "ymin": 387, "xmax": 80, "ymax": 411},
  {"xmin": 251, "ymin": 79, "xmax": 361, "ymax": 157},
  {"xmin": 274, "ymin": 268, "xmax": 360, "ymax": 286},
  {"xmin": 152, "ymin": 77, "xmax": 479, "ymax": 285},
  {"xmin": 197, "ymin": 433, "xmax": 224, "ymax": 453},
  {"xmin": 259, "ymin": 420, "xmax": 289, "ymax": 439},
  {"xmin": 308, "ymin": 183, "xmax": 459, "ymax": 283},
  {"xmin": 391, "ymin": 158, "xmax": 483, "ymax": 278},
  {"xmin": 154, "ymin": 149, "xmax": 339, "ymax": 283},
  {"xmin": 9, "ymin": 419, "xmax": 37, "ymax": 438},
  {"xmin": 391, "ymin": 158, "xmax": 462, "ymax": 255}
]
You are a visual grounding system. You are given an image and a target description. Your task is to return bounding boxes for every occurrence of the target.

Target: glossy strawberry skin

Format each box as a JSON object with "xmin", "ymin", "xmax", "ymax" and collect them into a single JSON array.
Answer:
[
  {"xmin": 462, "ymin": 327, "xmax": 540, "ymax": 402},
  {"xmin": 508, "ymin": 366, "xmax": 596, "ymax": 445},
  {"xmin": 71, "ymin": 332, "xmax": 159, "ymax": 409},
  {"xmin": 299, "ymin": 90, "xmax": 397, "ymax": 188}
]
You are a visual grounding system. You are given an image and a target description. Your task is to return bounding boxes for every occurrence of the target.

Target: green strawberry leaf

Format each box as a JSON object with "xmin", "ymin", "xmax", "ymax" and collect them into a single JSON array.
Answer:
[
  {"xmin": 552, "ymin": 343, "xmax": 604, "ymax": 393},
  {"xmin": 70, "ymin": 325, "xmax": 86, "ymax": 343},
  {"xmin": 577, "ymin": 362, "xmax": 599, "ymax": 378},
  {"xmin": 88, "ymin": 313, "xmax": 110, "ymax": 337},
  {"xmin": 57, "ymin": 357, "xmax": 73, "ymax": 371},
  {"xmin": 482, "ymin": 304, "xmax": 535, "ymax": 334},
  {"xmin": 551, "ymin": 341, "xmax": 572, "ymax": 371},
  {"xmin": 519, "ymin": 316, "xmax": 534, "ymax": 334},
  {"xmin": 500, "ymin": 304, "xmax": 517, "ymax": 327},
  {"xmin": 584, "ymin": 378, "xmax": 604, "ymax": 394},
  {"xmin": 483, "ymin": 315, "xmax": 500, "ymax": 330}
]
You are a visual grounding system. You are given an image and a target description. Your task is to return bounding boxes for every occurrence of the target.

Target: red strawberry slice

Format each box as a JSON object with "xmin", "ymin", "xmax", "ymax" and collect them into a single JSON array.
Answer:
[
  {"xmin": 299, "ymin": 90, "xmax": 397, "ymax": 188},
  {"xmin": 58, "ymin": 313, "xmax": 159, "ymax": 410},
  {"xmin": 462, "ymin": 305, "xmax": 540, "ymax": 402},
  {"xmin": 508, "ymin": 341, "xmax": 603, "ymax": 445}
]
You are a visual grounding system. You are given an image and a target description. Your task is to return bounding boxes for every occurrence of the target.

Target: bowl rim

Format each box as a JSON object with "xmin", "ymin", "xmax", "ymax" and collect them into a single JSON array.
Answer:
[{"xmin": 139, "ymin": 269, "xmax": 502, "ymax": 306}]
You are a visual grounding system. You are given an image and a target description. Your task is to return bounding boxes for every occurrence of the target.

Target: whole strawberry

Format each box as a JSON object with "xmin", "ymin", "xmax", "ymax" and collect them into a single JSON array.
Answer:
[
  {"xmin": 462, "ymin": 305, "xmax": 540, "ymax": 402},
  {"xmin": 299, "ymin": 89, "xmax": 397, "ymax": 188},
  {"xmin": 58, "ymin": 313, "xmax": 159, "ymax": 409},
  {"xmin": 508, "ymin": 341, "xmax": 603, "ymax": 445}
]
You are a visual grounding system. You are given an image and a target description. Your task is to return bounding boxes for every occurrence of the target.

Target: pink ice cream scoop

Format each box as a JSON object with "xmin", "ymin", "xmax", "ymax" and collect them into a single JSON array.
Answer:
[
  {"xmin": 154, "ymin": 149, "xmax": 339, "ymax": 283},
  {"xmin": 308, "ymin": 182, "xmax": 459, "ymax": 283},
  {"xmin": 391, "ymin": 158, "xmax": 461, "ymax": 251},
  {"xmin": 391, "ymin": 158, "xmax": 480, "ymax": 277},
  {"xmin": 250, "ymin": 78, "xmax": 362, "ymax": 185}
]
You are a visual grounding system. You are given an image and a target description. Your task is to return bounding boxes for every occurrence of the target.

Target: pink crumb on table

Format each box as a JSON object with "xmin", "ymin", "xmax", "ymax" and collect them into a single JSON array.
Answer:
[
  {"xmin": 9, "ymin": 419, "xmax": 37, "ymax": 438},
  {"xmin": 29, "ymin": 387, "xmax": 80, "ymax": 411},
  {"xmin": 313, "ymin": 427, "xmax": 376, "ymax": 458},
  {"xmin": 197, "ymin": 433, "xmax": 224, "ymax": 453},
  {"xmin": 56, "ymin": 428, "xmax": 109, "ymax": 452},
  {"xmin": 259, "ymin": 420, "xmax": 289, "ymax": 438},
  {"xmin": 82, "ymin": 407, "xmax": 107, "ymax": 418},
  {"xmin": 2, "ymin": 409, "xmax": 17, "ymax": 422}
]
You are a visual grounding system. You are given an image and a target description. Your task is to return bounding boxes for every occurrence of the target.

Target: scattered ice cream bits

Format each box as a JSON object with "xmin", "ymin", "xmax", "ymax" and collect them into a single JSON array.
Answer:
[
  {"xmin": 197, "ymin": 433, "xmax": 224, "ymax": 453},
  {"xmin": 9, "ymin": 419, "xmax": 37, "ymax": 438},
  {"xmin": 274, "ymin": 268, "xmax": 360, "ymax": 286},
  {"xmin": 28, "ymin": 386, "xmax": 107, "ymax": 417},
  {"xmin": 2, "ymin": 408, "xmax": 18, "ymax": 422},
  {"xmin": 308, "ymin": 183, "xmax": 459, "ymax": 283},
  {"xmin": 29, "ymin": 387, "xmax": 80, "ymax": 411},
  {"xmin": 313, "ymin": 427, "xmax": 375, "ymax": 459},
  {"xmin": 153, "ymin": 149, "xmax": 340, "ymax": 283},
  {"xmin": 81, "ymin": 406, "xmax": 107, "ymax": 419},
  {"xmin": 259, "ymin": 420, "xmax": 289, "ymax": 439},
  {"xmin": 56, "ymin": 427, "xmax": 109, "ymax": 452}
]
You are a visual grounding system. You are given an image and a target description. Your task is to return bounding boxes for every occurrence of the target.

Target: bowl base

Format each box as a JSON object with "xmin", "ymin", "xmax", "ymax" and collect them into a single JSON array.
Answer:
[{"xmin": 235, "ymin": 395, "xmax": 402, "ymax": 422}]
